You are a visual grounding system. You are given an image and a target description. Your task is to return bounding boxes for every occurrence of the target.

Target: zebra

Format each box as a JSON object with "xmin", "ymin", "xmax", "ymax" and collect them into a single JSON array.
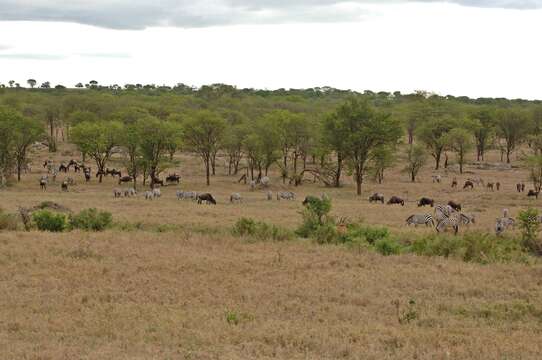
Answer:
[
  {"xmin": 496, "ymin": 217, "xmax": 515, "ymax": 235},
  {"xmin": 435, "ymin": 214, "xmax": 461, "ymax": 235},
  {"xmin": 249, "ymin": 180, "xmax": 256, "ymax": 191},
  {"xmin": 152, "ymin": 188, "xmax": 161, "ymax": 198},
  {"xmin": 113, "ymin": 188, "xmax": 123, "ymax": 198},
  {"xmin": 432, "ymin": 175, "xmax": 442, "ymax": 183},
  {"xmin": 406, "ymin": 214, "xmax": 434, "ymax": 227},
  {"xmin": 277, "ymin": 191, "xmax": 295, "ymax": 200},
  {"xmin": 260, "ymin": 176, "xmax": 270, "ymax": 187},
  {"xmin": 124, "ymin": 188, "xmax": 137, "ymax": 197},
  {"xmin": 39, "ymin": 176, "xmax": 48, "ymax": 191},
  {"xmin": 266, "ymin": 191, "xmax": 273, "ymax": 201},
  {"xmin": 434, "ymin": 204, "xmax": 455, "ymax": 222},
  {"xmin": 230, "ymin": 193, "xmax": 242, "ymax": 203},
  {"xmin": 459, "ymin": 213, "xmax": 475, "ymax": 225},
  {"xmin": 144, "ymin": 191, "xmax": 154, "ymax": 200},
  {"xmin": 177, "ymin": 191, "xmax": 198, "ymax": 200}
]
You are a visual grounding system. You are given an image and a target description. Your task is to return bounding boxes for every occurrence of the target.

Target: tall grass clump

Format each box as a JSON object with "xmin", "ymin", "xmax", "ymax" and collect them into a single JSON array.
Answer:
[
  {"xmin": 32, "ymin": 210, "xmax": 67, "ymax": 232},
  {"xmin": 69, "ymin": 208, "xmax": 112, "ymax": 231},
  {"xmin": 0, "ymin": 208, "xmax": 18, "ymax": 231},
  {"xmin": 232, "ymin": 217, "xmax": 293, "ymax": 242}
]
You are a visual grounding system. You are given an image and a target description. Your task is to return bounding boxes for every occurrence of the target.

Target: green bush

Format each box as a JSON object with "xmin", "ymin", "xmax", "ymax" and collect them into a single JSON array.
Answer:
[
  {"xmin": 69, "ymin": 208, "xmax": 112, "ymax": 231},
  {"xmin": 518, "ymin": 208, "xmax": 542, "ymax": 255},
  {"xmin": 375, "ymin": 237, "xmax": 402, "ymax": 256},
  {"xmin": 342, "ymin": 224, "xmax": 390, "ymax": 245},
  {"xmin": 313, "ymin": 223, "xmax": 338, "ymax": 244},
  {"xmin": 32, "ymin": 210, "xmax": 67, "ymax": 232},
  {"xmin": 0, "ymin": 208, "xmax": 18, "ymax": 231},
  {"xmin": 232, "ymin": 217, "xmax": 293, "ymax": 242}
]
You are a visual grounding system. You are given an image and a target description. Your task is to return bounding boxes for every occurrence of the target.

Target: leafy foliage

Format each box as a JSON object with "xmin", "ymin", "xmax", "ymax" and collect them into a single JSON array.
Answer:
[
  {"xmin": 69, "ymin": 208, "xmax": 113, "ymax": 231},
  {"xmin": 32, "ymin": 210, "xmax": 67, "ymax": 232}
]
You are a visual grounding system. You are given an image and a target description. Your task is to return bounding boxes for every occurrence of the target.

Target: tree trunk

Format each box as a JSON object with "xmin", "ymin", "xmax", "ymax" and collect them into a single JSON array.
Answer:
[
  {"xmin": 205, "ymin": 158, "xmax": 210, "ymax": 186},
  {"xmin": 282, "ymin": 155, "xmax": 288, "ymax": 184},
  {"xmin": 335, "ymin": 153, "xmax": 343, "ymax": 188}
]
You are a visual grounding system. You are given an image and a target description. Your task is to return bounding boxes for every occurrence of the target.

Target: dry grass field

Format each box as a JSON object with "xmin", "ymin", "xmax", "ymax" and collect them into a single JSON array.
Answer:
[{"xmin": 2, "ymin": 143, "xmax": 542, "ymax": 359}]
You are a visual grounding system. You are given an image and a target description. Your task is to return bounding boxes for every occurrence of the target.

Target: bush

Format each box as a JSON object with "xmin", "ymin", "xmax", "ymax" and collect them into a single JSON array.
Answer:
[
  {"xmin": 0, "ymin": 208, "xmax": 18, "ymax": 231},
  {"xmin": 518, "ymin": 208, "xmax": 542, "ymax": 255},
  {"xmin": 296, "ymin": 197, "xmax": 336, "ymax": 241},
  {"xmin": 33, "ymin": 210, "xmax": 67, "ymax": 232},
  {"xmin": 341, "ymin": 224, "xmax": 390, "ymax": 245},
  {"xmin": 375, "ymin": 237, "xmax": 402, "ymax": 256},
  {"xmin": 313, "ymin": 223, "xmax": 338, "ymax": 244},
  {"xmin": 232, "ymin": 218, "xmax": 293, "ymax": 242},
  {"xmin": 69, "ymin": 208, "xmax": 112, "ymax": 231}
]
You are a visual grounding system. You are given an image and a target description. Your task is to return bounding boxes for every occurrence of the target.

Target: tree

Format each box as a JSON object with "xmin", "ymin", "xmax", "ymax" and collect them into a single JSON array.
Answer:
[
  {"xmin": 75, "ymin": 83, "xmax": 84, "ymax": 88},
  {"xmin": 8, "ymin": 80, "xmax": 14, "ymax": 88},
  {"xmin": 401, "ymin": 99, "xmax": 431, "ymax": 145},
  {"xmin": 71, "ymin": 121, "xmax": 123, "ymax": 182},
  {"xmin": 470, "ymin": 106, "xmax": 495, "ymax": 161},
  {"xmin": 403, "ymin": 144, "xmax": 427, "ymax": 182},
  {"xmin": 446, "ymin": 127, "xmax": 473, "ymax": 174},
  {"xmin": 496, "ymin": 108, "xmax": 530, "ymax": 163},
  {"xmin": 119, "ymin": 122, "xmax": 143, "ymax": 189},
  {"xmin": 417, "ymin": 115, "xmax": 456, "ymax": 170},
  {"xmin": 370, "ymin": 145, "xmax": 395, "ymax": 184},
  {"xmin": 335, "ymin": 98, "xmax": 402, "ymax": 195},
  {"xmin": 0, "ymin": 107, "xmax": 18, "ymax": 185},
  {"xmin": 322, "ymin": 112, "xmax": 349, "ymax": 187},
  {"xmin": 13, "ymin": 116, "xmax": 44, "ymax": 181},
  {"xmin": 27, "ymin": 79, "xmax": 37, "ymax": 88},
  {"xmin": 525, "ymin": 155, "xmax": 542, "ymax": 192},
  {"xmin": 182, "ymin": 111, "xmax": 226, "ymax": 185}
]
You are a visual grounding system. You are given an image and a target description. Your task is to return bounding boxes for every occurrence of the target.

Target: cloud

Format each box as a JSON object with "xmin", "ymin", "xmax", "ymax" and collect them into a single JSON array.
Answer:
[
  {"xmin": 0, "ymin": 0, "xmax": 540, "ymax": 29},
  {"xmin": 0, "ymin": 44, "xmax": 12, "ymax": 51},
  {"xmin": 0, "ymin": 53, "xmax": 67, "ymax": 60},
  {"xmin": 77, "ymin": 52, "xmax": 132, "ymax": 59}
]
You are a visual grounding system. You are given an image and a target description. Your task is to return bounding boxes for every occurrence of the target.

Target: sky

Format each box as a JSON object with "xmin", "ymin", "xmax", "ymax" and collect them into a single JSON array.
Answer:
[{"xmin": 1, "ymin": 0, "xmax": 541, "ymax": 99}]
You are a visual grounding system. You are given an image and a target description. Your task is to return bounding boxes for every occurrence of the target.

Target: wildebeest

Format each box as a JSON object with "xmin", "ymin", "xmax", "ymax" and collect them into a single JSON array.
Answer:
[
  {"xmin": 418, "ymin": 197, "xmax": 434, "ymax": 207},
  {"xmin": 276, "ymin": 191, "xmax": 295, "ymax": 201},
  {"xmin": 517, "ymin": 183, "xmax": 523, "ymax": 192},
  {"xmin": 151, "ymin": 177, "xmax": 164, "ymax": 187},
  {"xmin": 61, "ymin": 181, "xmax": 69, "ymax": 192},
  {"xmin": 487, "ymin": 182, "xmax": 494, "ymax": 191},
  {"xmin": 59, "ymin": 164, "xmax": 68, "ymax": 173},
  {"xmin": 166, "ymin": 173, "xmax": 181, "ymax": 185},
  {"xmin": 39, "ymin": 176, "xmax": 48, "ymax": 191},
  {"xmin": 463, "ymin": 180, "xmax": 474, "ymax": 190},
  {"xmin": 406, "ymin": 214, "xmax": 434, "ymax": 227},
  {"xmin": 369, "ymin": 193, "xmax": 384, "ymax": 204},
  {"xmin": 387, "ymin": 196, "xmax": 405, "ymax": 206},
  {"xmin": 84, "ymin": 168, "xmax": 91, "ymax": 182},
  {"xmin": 527, "ymin": 190, "xmax": 540, "ymax": 199},
  {"xmin": 230, "ymin": 193, "xmax": 242, "ymax": 203},
  {"xmin": 107, "ymin": 168, "xmax": 122, "ymax": 178},
  {"xmin": 451, "ymin": 178, "xmax": 458, "ymax": 188},
  {"xmin": 118, "ymin": 176, "xmax": 133, "ymax": 185},
  {"xmin": 496, "ymin": 182, "xmax": 501, "ymax": 191},
  {"xmin": 448, "ymin": 201, "xmax": 462, "ymax": 212},
  {"xmin": 198, "ymin": 193, "xmax": 217, "ymax": 205},
  {"xmin": 113, "ymin": 188, "xmax": 123, "ymax": 198}
]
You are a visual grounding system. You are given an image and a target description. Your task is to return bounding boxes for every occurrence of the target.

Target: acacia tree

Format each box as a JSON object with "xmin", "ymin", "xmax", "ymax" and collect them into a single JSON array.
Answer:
[
  {"xmin": 13, "ymin": 116, "xmax": 44, "ymax": 181},
  {"xmin": 403, "ymin": 145, "xmax": 427, "ymax": 182},
  {"xmin": 417, "ymin": 115, "xmax": 456, "ymax": 170},
  {"xmin": 335, "ymin": 98, "xmax": 402, "ymax": 195},
  {"xmin": 182, "ymin": 111, "xmax": 226, "ymax": 186},
  {"xmin": 525, "ymin": 155, "xmax": 542, "ymax": 192},
  {"xmin": 470, "ymin": 106, "xmax": 495, "ymax": 161},
  {"xmin": 27, "ymin": 79, "xmax": 36, "ymax": 88},
  {"xmin": 370, "ymin": 145, "xmax": 395, "ymax": 184},
  {"xmin": 496, "ymin": 108, "xmax": 530, "ymax": 163},
  {"xmin": 446, "ymin": 127, "xmax": 473, "ymax": 174},
  {"xmin": 71, "ymin": 121, "xmax": 123, "ymax": 183},
  {"xmin": 0, "ymin": 107, "xmax": 18, "ymax": 185},
  {"xmin": 322, "ymin": 112, "xmax": 349, "ymax": 187}
]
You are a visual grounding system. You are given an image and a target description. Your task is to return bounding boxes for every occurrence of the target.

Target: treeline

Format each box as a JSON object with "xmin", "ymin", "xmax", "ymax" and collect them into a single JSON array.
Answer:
[{"xmin": 1, "ymin": 85, "xmax": 542, "ymax": 191}]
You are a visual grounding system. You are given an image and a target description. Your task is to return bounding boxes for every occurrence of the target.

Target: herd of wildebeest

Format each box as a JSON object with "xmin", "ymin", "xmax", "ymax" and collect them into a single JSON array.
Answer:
[{"xmin": 32, "ymin": 158, "xmax": 541, "ymax": 236}]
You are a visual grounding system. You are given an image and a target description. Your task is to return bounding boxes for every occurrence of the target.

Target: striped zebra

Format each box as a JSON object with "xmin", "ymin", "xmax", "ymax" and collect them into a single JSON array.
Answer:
[
  {"xmin": 434, "ymin": 204, "xmax": 455, "ymax": 222},
  {"xmin": 435, "ymin": 214, "xmax": 461, "ymax": 235},
  {"xmin": 459, "ymin": 213, "xmax": 475, "ymax": 225},
  {"xmin": 406, "ymin": 214, "xmax": 434, "ymax": 227},
  {"xmin": 495, "ymin": 217, "xmax": 515, "ymax": 235}
]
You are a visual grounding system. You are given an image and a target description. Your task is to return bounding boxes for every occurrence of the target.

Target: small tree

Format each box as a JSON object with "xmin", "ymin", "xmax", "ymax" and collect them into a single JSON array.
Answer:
[
  {"xmin": 518, "ymin": 208, "xmax": 541, "ymax": 255},
  {"xmin": 496, "ymin": 108, "xmax": 530, "ymax": 163},
  {"xmin": 370, "ymin": 145, "xmax": 395, "ymax": 184},
  {"xmin": 403, "ymin": 145, "xmax": 427, "ymax": 182},
  {"xmin": 182, "ymin": 111, "xmax": 226, "ymax": 186},
  {"xmin": 0, "ymin": 107, "xmax": 18, "ymax": 185},
  {"xmin": 446, "ymin": 127, "xmax": 473, "ymax": 174},
  {"xmin": 525, "ymin": 155, "xmax": 542, "ymax": 192},
  {"xmin": 13, "ymin": 116, "xmax": 44, "ymax": 181},
  {"xmin": 27, "ymin": 79, "xmax": 37, "ymax": 88}
]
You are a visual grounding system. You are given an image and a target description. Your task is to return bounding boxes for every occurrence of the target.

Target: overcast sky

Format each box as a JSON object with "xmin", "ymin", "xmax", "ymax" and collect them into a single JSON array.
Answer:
[{"xmin": 1, "ymin": 0, "xmax": 541, "ymax": 99}]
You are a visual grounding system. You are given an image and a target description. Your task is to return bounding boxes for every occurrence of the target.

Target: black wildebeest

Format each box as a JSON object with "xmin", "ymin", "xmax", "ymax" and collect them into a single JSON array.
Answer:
[
  {"xmin": 39, "ymin": 176, "xmax": 47, "ymax": 191},
  {"xmin": 496, "ymin": 182, "xmax": 501, "ymax": 191},
  {"xmin": 448, "ymin": 200, "xmax": 462, "ymax": 212},
  {"xmin": 197, "ymin": 193, "xmax": 217, "ymax": 205},
  {"xmin": 387, "ymin": 196, "xmax": 405, "ymax": 206},
  {"xmin": 166, "ymin": 173, "xmax": 181, "ymax": 185},
  {"xmin": 369, "ymin": 193, "xmax": 384, "ymax": 204},
  {"xmin": 118, "ymin": 175, "xmax": 133, "ymax": 185},
  {"xmin": 517, "ymin": 183, "xmax": 525, "ymax": 193},
  {"xmin": 61, "ymin": 181, "xmax": 69, "ymax": 192},
  {"xmin": 451, "ymin": 178, "xmax": 458, "ymax": 188},
  {"xmin": 151, "ymin": 177, "xmax": 164, "ymax": 187},
  {"xmin": 107, "ymin": 168, "xmax": 122, "ymax": 178},
  {"xmin": 527, "ymin": 190, "xmax": 540, "ymax": 199},
  {"xmin": 59, "ymin": 164, "xmax": 68, "ymax": 173},
  {"xmin": 463, "ymin": 180, "xmax": 474, "ymax": 190},
  {"xmin": 418, "ymin": 197, "xmax": 434, "ymax": 207}
]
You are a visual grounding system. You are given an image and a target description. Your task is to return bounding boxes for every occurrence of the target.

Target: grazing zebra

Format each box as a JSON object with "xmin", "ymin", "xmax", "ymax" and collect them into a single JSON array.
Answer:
[
  {"xmin": 266, "ymin": 191, "xmax": 273, "ymax": 201},
  {"xmin": 496, "ymin": 217, "xmax": 515, "ymax": 235},
  {"xmin": 152, "ymin": 188, "xmax": 161, "ymax": 198},
  {"xmin": 124, "ymin": 188, "xmax": 136, "ymax": 197},
  {"xmin": 144, "ymin": 191, "xmax": 154, "ymax": 200},
  {"xmin": 434, "ymin": 204, "xmax": 455, "ymax": 222},
  {"xmin": 277, "ymin": 191, "xmax": 295, "ymax": 201},
  {"xmin": 113, "ymin": 188, "xmax": 123, "ymax": 198},
  {"xmin": 406, "ymin": 214, "xmax": 434, "ymax": 227},
  {"xmin": 230, "ymin": 193, "xmax": 242, "ymax": 203},
  {"xmin": 435, "ymin": 214, "xmax": 460, "ymax": 235},
  {"xmin": 177, "ymin": 191, "xmax": 198, "ymax": 200},
  {"xmin": 459, "ymin": 213, "xmax": 475, "ymax": 225}
]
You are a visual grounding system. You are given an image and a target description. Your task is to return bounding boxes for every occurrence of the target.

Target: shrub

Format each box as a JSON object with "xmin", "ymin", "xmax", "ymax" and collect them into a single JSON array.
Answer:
[
  {"xmin": 69, "ymin": 208, "xmax": 112, "ymax": 231},
  {"xmin": 313, "ymin": 223, "xmax": 338, "ymax": 244},
  {"xmin": 232, "ymin": 218, "xmax": 293, "ymax": 242},
  {"xmin": 33, "ymin": 210, "xmax": 67, "ymax": 232},
  {"xmin": 375, "ymin": 237, "xmax": 402, "ymax": 256},
  {"xmin": 0, "ymin": 208, "xmax": 18, "ymax": 231},
  {"xmin": 518, "ymin": 208, "xmax": 542, "ymax": 255},
  {"xmin": 342, "ymin": 224, "xmax": 390, "ymax": 245}
]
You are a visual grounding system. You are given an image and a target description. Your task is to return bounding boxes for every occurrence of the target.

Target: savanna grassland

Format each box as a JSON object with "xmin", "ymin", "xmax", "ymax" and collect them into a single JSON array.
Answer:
[
  {"xmin": 2, "ymin": 86, "xmax": 542, "ymax": 359},
  {"xmin": 1, "ymin": 139, "xmax": 542, "ymax": 359}
]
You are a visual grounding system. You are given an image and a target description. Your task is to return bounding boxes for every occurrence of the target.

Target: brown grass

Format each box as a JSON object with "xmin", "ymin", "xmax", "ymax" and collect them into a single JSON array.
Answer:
[{"xmin": 1, "ymin": 144, "xmax": 542, "ymax": 358}]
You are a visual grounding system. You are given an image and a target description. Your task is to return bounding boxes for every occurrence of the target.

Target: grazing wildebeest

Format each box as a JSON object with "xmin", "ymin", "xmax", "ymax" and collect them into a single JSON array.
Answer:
[
  {"xmin": 276, "ymin": 191, "xmax": 295, "ymax": 201},
  {"xmin": 463, "ymin": 180, "xmax": 474, "ymax": 190},
  {"xmin": 527, "ymin": 190, "xmax": 540, "ymax": 199},
  {"xmin": 230, "ymin": 193, "xmax": 242, "ymax": 203},
  {"xmin": 448, "ymin": 200, "xmax": 462, "ymax": 212},
  {"xmin": 59, "ymin": 164, "xmax": 68, "ymax": 173},
  {"xmin": 486, "ymin": 182, "xmax": 494, "ymax": 191},
  {"xmin": 418, "ymin": 197, "xmax": 434, "ymax": 207},
  {"xmin": 451, "ymin": 178, "xmax": 458, "ymax": 188},
  {"xmin": 107, "ymin": 168, "xmax": 122, "ymax": 178},
  {"xmin": 39, "ymin": 176, "xmax": 48, "ymax": 191},
  {"xmin": 432, "ymin": 175, "xmax": 441, "ymax": 183},
  {"xmin": 516, "ymin": 183, "xmax": 522, "ymax": 193},
  {"xmin": 166, "ymin": 173, "xmax": 181, "ymax": 185},
  {"xmin": 496, "ymin": 182, "xmax": 501, "ymax": 191},
  {"xmin": 113, "ymin": 188, "xmax": 123, "ymax": 198},
  {"xmin": 387, "ymin": 196, "xmax": 405, "ymax": 206},
  {"xmin": 406, "ymin": 214, "xmax": 434, "ymax": 227},
  {"xmin": 61, "ymin": 181, "xmax": 69, "ymax": 192},
  {"xmin": 198, "ymin": 193, "xmax": 217, "ymax": 205},
  {"xmin": 369, "ymin": 193, "xmax": 384, "ymax": 204},
  {"xmin": 118, "ymin": 176, "xmax": 133, "ymax": 185},
  {"xmin": 266, "ymin": 191, "xmax": 273, "ymax": 201}
]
